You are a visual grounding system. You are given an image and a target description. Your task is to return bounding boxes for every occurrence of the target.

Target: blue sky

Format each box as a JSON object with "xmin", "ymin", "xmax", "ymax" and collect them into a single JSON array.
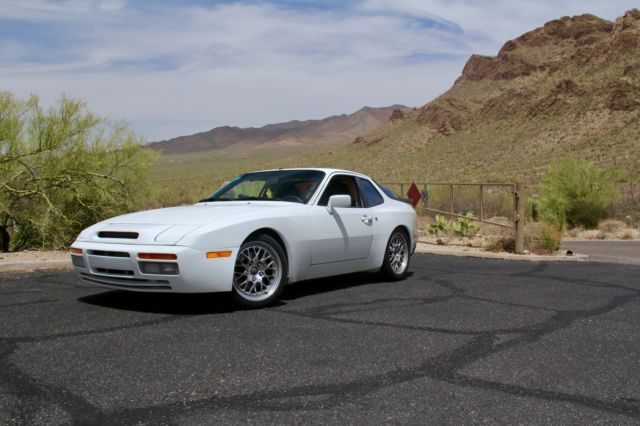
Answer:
[{"xmin": 1, "ymin": 0, "xmax": 636, "ymax": 140}]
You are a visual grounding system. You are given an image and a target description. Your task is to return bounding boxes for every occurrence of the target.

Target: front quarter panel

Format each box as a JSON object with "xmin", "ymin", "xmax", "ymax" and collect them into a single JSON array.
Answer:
[{"xmin": 177, "ymin": 203, "xmax": 313, "ymax": 283}]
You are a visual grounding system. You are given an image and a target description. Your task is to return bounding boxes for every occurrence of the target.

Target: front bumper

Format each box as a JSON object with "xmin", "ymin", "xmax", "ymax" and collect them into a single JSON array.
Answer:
[{"xmin": 70, "ymin": 242, "xmax": 238, "ymax": 293}]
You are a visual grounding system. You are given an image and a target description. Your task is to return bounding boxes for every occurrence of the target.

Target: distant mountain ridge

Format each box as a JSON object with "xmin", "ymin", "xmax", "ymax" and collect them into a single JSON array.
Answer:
[{"xmin": 150, "ymin": 105, "xmax": 409, "ymax": 154}]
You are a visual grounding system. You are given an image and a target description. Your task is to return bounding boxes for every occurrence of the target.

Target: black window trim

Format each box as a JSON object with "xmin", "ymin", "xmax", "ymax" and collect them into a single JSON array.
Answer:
[
  {"xmin": 356, "ymin": 177, "xmax": 384, "ymax": 208},
  {"xmin": 316, "ymin": 174, "xmax": 365, "ymax": 208}
]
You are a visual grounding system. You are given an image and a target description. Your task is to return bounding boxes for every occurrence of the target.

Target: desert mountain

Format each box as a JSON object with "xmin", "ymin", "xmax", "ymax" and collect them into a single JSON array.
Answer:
[
  {"xmin": 348, "ymin": 9, "xmax": 640, "ymax": 181},
  {"xmin": 151, "ymin": 105, "xmax": 408, "ymax": 154}
]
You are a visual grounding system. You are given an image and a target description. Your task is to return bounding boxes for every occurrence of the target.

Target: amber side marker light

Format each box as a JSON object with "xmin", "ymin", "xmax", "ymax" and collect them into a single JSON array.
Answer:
[
  {"xmin": 206, "ymin": 251, "xmax": 232, "ymax": 259},
  {"xmin": 70, "ymin": 247, "xmax": 83, "ymax": 255},
  {"xmin": 138, "ymin": 253, "xmax": 177, "ymax": 260}
]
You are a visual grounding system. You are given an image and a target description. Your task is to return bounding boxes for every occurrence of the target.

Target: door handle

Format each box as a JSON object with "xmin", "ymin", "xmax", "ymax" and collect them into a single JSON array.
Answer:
[{"xmin": 361, "ymin": 215, "xmax": 373, "ymax": 225}]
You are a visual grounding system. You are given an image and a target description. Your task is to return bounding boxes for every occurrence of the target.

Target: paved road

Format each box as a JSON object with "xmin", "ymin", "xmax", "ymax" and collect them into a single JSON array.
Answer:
[
  {"xmin": 562, "ymin": 240, "xmax": 640, "ymax": 265},
  {"xmin": 2, "ymin": 255, "xmax": 640, "ymax": 425}
]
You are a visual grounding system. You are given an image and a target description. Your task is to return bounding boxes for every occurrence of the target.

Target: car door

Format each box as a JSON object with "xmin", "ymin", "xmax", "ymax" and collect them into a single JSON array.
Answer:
[{"xmin": 311, "ymin": 175, "xmax": 375, "ymax": 264}]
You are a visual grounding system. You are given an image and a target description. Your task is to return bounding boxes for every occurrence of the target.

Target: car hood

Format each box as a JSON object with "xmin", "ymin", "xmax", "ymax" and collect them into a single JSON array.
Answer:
[
  {"xmin": 108, "ymin": 202, "xmax": 282, "ymax": 226},
  {"xmin": 76, "ymin": 202, "xmax": 289, "ymax": 245}
]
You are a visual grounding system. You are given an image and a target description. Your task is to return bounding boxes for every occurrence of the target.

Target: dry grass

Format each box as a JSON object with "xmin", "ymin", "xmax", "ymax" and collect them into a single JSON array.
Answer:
[
  {"xmin": 565, "ymin": 220, "xmax": 640, "ymax": 240},
  {"xmin": 417, "ymin": 211, "xmax": 515, "ymax": 250},
  {"xmin": 484, "ymin": 237, "xmax": 516, "ymax": 253}
]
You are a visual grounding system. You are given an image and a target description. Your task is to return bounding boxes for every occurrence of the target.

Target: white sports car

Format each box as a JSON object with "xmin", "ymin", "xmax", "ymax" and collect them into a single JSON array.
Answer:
[{"xmin": 70, "ymin": 168, "xmax": 417, "ymax": 307}]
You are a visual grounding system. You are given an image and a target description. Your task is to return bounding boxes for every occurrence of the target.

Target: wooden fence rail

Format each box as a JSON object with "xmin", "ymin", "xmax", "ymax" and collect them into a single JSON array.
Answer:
[{"xmin": 382, "ymin": 181, "xmax": 526, "ymax": 254}]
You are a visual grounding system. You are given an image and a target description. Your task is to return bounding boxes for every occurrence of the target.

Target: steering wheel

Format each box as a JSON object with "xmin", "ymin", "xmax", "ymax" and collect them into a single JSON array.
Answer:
[{"xmin": 280, "ymin": 194, "xmax": 304, "ymax": 203}]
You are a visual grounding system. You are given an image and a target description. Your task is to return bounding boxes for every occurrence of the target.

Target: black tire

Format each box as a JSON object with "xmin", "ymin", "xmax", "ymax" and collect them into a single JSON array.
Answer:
[
  {"xmin": 231, "ymin": 234, "xmax": 288, "ymax": 308},
  {"xmin": 380, "ymin": 228, "xmax": 411, "ymax": 281}
]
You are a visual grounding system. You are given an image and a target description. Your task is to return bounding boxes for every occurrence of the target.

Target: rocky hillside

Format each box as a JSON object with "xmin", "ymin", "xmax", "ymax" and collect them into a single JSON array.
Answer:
[
  {"xmin": 151, "ymin": 105, "xmax": 408, "ymax": 154},
  {"xmin": 346, "ymin": 9, "xmax": 640, "ymax": 182}
]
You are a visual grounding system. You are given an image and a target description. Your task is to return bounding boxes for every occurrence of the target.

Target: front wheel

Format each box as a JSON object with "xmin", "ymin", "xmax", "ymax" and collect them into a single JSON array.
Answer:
[
  {"xmin": 380, "ymin": 229, "xmax": 410, "ymax": 281},
  {"xmin": 232, "ymin": 234, "xmax": 287, "ymax": 307}
]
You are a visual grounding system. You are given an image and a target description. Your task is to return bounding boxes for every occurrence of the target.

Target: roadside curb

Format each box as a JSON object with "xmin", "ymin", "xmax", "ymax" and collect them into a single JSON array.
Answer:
[
  {"xmin": 415, "ymin": 242, "xmax": 589, "ymax": 262},
  {"xmin": 0, "ymin": 259, "xmax": 73, "ymax": 273},
  {"xmin": 0, "ymin": 242, "xmax": 592, "ymax": 273}
]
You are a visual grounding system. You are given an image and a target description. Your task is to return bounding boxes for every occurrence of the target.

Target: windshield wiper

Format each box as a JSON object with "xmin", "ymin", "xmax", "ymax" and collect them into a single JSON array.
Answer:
[
  {"xmin": 198, "ymin": 196, "xmax": 285, "ymax": 202},
  {"xmin": 233, "ymin": 196, "xmax": 287, "ymax": 201}
]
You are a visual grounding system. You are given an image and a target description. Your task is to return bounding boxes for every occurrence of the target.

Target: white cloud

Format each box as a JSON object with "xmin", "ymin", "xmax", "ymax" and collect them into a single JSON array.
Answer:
[
  {"xmin": 0, "ymin": 0, "xmax": 112, "ymax": 21},
  {"xmin": 98, "ymin": 0, "xmax": 126, "ymax": 11},
  {"xmin": 361, "ymin": 0, "xmax": 638, "ymax": 54}
]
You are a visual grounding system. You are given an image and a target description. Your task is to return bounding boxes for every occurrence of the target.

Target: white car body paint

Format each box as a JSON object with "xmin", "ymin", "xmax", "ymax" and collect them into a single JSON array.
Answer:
[{"xmin": 70, "ymin": 168, "xmax": 417, "ymax": 293}]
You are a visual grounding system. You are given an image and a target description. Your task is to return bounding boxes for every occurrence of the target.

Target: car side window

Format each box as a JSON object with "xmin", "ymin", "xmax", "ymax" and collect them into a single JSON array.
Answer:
[
  {"xmin": 318, "ymin": 175, "xmax": 364, "ymax": 207},
  {"xmin": 357, "ymin": 178, "xmax": 384, "ymax": 207}
]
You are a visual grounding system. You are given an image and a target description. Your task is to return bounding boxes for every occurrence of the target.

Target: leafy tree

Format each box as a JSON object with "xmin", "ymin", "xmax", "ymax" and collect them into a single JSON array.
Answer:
[
  {"xmin": 0, "ymin": 92, "xmax": 158, "ymax": 251},
  {"xmin": 537, "ymin": 158, "xmax": 624, "ymax": 230}
]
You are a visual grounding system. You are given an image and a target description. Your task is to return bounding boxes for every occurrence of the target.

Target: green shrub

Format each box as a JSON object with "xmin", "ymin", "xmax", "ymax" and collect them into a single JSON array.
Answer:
[
  {"xmin": 428, "ymin": 214, "xmax": 451, "ymax": 236},
  {"xmin": 538, "ymin": 225, "xmax": 562, "ymax": 253},
  {"xmin": 452, "ymin": 212, "xmax": 480, "ymax": 237},
  {"xmin": 537, "ymin": 158, "xmax": 624, "ymax": 230},
  {"xmin": 0, "ymin": 92, "xmax": 158, "ymax": 251},
  {"xmin": 428, "ymin": 212, "xmax": 480, "ymax": 237},
  {"xmin": 527, "ymin": 197, "xmax": 540, "ymax": 222}
]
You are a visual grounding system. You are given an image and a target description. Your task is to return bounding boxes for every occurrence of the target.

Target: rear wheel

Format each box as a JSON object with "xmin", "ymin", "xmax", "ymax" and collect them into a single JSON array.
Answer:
[
  {"xmin": 232, "ymin": 234, "xmax": 287, "ymax": 307},
  {"xmin": 381, "ymin": 229, "xmax": 410, "ymax": 281}
]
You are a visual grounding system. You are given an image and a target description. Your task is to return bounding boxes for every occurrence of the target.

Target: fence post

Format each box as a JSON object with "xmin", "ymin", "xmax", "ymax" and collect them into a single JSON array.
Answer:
[
  {"xmin": 449, "ymin": 184, "xmax": 454, "ymax": 218},
  {"xmin": 479, "ymin": 184, "xmax": 484, "ymax": 221},
  {"xmin": 515, "ymin": 182, "xmax": 525, "ymax": 254}
]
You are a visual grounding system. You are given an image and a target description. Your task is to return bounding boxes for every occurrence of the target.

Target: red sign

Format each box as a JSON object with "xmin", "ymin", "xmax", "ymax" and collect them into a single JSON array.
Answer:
[{"xmin": 407, "ymin": 182, "xmax": 421, "ymax": 208}]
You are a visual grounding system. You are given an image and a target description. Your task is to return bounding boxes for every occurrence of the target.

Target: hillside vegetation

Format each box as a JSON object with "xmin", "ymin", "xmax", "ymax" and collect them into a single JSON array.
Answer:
[
  {"xmin": 154, "ymin": 9, "xmax": 640, "ymax": 205},
  {"xmin": 343, "ymin": 9, "xmax": 640, "ymax": 183}
]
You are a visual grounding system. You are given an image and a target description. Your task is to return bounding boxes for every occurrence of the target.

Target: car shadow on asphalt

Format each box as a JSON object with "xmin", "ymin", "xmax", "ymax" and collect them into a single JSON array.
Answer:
[
  {"xmin": 77, "ymin": 291, "xmax": 239, "ymax": 315},
  {"xmin": 281, "ymin": 271, "xmax": 405, "ymax": 301},
  {"xmin": 77, "ymin": 271, "xmax": 408, "ymax": 315}
]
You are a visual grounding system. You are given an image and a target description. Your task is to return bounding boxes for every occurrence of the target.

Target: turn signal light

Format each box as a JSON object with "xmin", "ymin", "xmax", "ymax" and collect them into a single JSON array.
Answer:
[
  {"xmin": 70, "ymin": 247, "xmax": 83, "ymax": 255},
  {"xmin": 138, "ymin": 253, "xmax": 177, "ymax": 260},
  {"xmin": 206, "ymin": 251, "xmax": 232, "ymax": 259}
]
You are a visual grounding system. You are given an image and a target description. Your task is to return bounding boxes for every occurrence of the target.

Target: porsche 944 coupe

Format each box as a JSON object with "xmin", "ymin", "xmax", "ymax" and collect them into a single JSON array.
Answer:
[{"xmin": 70, "ymin": 168, "xmax": 417, "ymax": 306}]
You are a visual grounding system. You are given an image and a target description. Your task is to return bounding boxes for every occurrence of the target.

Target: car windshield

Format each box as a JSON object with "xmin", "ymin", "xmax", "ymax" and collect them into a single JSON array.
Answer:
[{"xmin": 201, "ymin": 170, "xmax": 326, "ymax": 204}]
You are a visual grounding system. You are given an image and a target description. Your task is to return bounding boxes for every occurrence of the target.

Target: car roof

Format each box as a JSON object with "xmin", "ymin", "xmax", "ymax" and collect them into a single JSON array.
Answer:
[{"xmin": 251, "ymin": 167, "xmax": 370, "ymax": 178}]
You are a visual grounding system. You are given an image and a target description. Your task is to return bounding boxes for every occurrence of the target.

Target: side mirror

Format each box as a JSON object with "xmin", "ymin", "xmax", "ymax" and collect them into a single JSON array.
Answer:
[{"xmin": 327, "ymin": 194, "xmax": 351, "ymax": 214}]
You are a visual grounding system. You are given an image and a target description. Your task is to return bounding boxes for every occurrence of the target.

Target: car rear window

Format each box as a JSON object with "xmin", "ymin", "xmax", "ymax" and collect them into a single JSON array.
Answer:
[{"xmin": 374, "ymin": 181, "xmax": 403, "ymax": 200}]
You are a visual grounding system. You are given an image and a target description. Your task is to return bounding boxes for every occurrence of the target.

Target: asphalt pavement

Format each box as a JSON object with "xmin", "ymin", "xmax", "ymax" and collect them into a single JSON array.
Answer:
[
  {"xmin": 562, "ymin": 240, "xmax": 640, "ymax": 265},
  {"xmin": 1, "ymin": 254, "xmax": 640, "ymax": 425}
]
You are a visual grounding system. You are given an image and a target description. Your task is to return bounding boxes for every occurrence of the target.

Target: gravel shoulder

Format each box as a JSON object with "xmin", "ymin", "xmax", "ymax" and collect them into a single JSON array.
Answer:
[
  {"xmin": 0, "ymin": 251, "xmax": 72, "ymax": 273},
  {"xmin": 415, "ymin": 242, "xmax": 587, "ymax": 262}
]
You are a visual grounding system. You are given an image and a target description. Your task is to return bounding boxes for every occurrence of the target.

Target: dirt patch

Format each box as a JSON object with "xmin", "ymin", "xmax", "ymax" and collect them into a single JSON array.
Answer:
[{"xmin": 415, "ymin": 242, "xmax": 585, "ymax": 262}]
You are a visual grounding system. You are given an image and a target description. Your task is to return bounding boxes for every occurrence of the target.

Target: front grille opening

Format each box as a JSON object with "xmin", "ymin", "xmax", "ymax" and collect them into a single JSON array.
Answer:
[
  {"xmin": 95, "ymin": 268, "xmax": 134, "ymax": 276},
  {"xmin": 139, "ymin": 261, "xmax": 179, "ymax": 275},
  {"xmin": 89, "ymin": 250, "xmax": 130, "ymax": 258},
  {"xmin": 98, "ymin": 231, "xmax": 139, "ymax": 239}
]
